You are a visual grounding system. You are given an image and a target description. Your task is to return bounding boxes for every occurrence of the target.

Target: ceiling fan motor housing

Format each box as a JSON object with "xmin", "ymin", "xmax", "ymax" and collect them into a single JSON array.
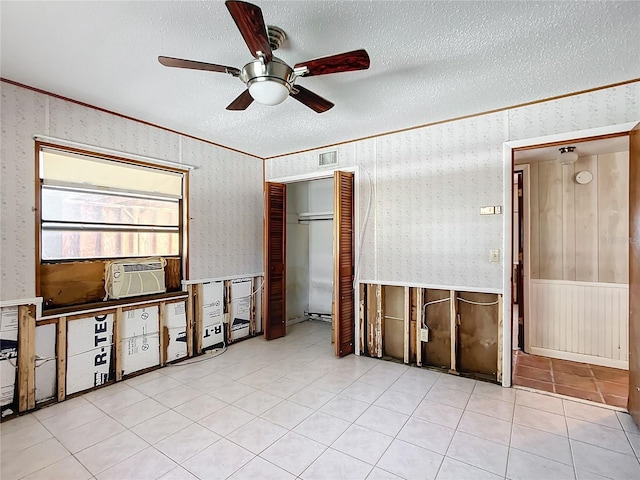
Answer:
[{"xmin": 240, "ymin": 57, "xmax": 295, "ymax": 105}]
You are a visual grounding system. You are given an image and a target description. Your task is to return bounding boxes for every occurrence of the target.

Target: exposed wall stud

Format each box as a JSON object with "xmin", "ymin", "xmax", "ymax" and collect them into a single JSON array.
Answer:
[
  {"xmin": 403, "ymin": 286, "xmax": 410, "ymax": 364},
  {"xmin": 56, "ymin": 316, "xmax": 67, "ymax": 401},
  {"xmin": 186, "ymin": 285, "xmax": 194, "ymax": 356},
  {"xmin": 114, "ymin": 307, "xmax": 123, "ymax": 381},
  {"xmin": 375, "ymin": 285, "xmax": 384, "ymax": 358},
  {"xmin": 359, "ymin": 283, "xmax": 366, "ymax": 354},
  {"xmin": 17, "ymin": 305, "xmax": 36, "ymax": 411},
  {"xmin": 416, "ymin": 288, "xmax": 423, "ymax": 367},
  {"xmin": 195, "ymin": 284, "xmax": 203, "ymax": 354},
  {"xmin": 159, "ymin": 302, "xmax": 167, "ymax": 366},
  {"xmin": 449, "ymin": 290, "xmax": 457, "ymax": 373},
  {"xmin": 497, "ymin": 294, "xmax": 504, "ymax": 382},
  {"xmin": 250, "ymin": 277, "xmax": 257, "ymax": 335}
]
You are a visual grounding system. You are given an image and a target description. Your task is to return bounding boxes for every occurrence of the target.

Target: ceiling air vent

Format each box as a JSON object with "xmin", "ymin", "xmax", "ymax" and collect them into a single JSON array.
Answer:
[{"xmin": 318, "ymin": 150, "xmax": 338, "ymax": 167}]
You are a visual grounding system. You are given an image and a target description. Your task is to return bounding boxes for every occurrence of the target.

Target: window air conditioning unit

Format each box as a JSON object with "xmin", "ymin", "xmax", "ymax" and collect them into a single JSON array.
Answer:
[{"xmin": 105, "ymin": 258, "xmax": 167, "ymax": 300}]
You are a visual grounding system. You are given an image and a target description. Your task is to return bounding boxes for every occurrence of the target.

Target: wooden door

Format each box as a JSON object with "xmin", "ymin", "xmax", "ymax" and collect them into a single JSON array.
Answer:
[
  {"xmin": 516, "ymin": 171, "xmax": 525, "ymax": 350},
  {"xmin": 333, "ymin": 171, "xmax": 355, "ymax": 356},
  {"xmin": 264, "ymin": 182, "xmax": 286, "ymax": 340},
  {"xmin": 629, "ymin": 123, "xmax": 640, "ymax": 426}
]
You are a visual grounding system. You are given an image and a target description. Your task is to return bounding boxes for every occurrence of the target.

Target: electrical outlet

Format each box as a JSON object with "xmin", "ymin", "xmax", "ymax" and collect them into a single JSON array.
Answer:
[
  {"xmin": 490, "ymin": 249, "xmax": 500, "ymax": 262},
  {"xmin": 420, "ymin": 328, "xmax": 429, "ymax": 342}
]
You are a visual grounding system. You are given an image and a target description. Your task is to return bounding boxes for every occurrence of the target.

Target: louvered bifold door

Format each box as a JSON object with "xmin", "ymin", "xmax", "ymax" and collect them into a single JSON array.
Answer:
[
  {"xmin": 333, "ymin": 171, "xmax": 355, "ymax": 356},
  {"xmin": 629, "ymin": 123, "xmax": 640, "ymax": 427},
  {"xmin": 264, "ymin": 182, "xmax": 286, "ymax": 340}
]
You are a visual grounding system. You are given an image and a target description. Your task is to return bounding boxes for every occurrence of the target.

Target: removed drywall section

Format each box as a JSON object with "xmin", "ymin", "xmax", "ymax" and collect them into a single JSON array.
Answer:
[
  {"xmin": 422, "ymin": 289, "xmax": 452, "ymax": 370},
  {"xmin": 0, "ymin": 307, "xmax": 19, "ymax": 410},
  {"xmin": 383, "ymin": 286, "xmax": 405, "ymax": 361},
  {"xmin": 34, "ymin": 323, "xmax": 56, "ymax": 404},
  {"xmin": 457, "ymin": 292, "xmax": 500, "ymax": 379},
  {"xmin": 66, "ymin": 313, "xmax": 114, "ymax": 395},
  {"xmin": 360, "ymin": 282, "xmax": 502, "ymax": 382}
]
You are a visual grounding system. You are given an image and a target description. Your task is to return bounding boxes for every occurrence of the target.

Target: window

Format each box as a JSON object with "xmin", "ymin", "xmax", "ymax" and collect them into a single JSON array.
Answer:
[{"xmin": 37, "ymin": 144, "xmax": 188, "ymax": 309}]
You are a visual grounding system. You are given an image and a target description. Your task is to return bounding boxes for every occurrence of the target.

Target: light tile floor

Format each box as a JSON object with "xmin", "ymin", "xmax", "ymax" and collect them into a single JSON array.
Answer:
[{"xmin": 1, "ymin": 320, "xmax": 639, "ymax": 480}]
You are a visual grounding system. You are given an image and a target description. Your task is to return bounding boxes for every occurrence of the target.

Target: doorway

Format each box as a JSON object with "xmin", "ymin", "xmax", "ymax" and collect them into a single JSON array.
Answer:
[
  {"xmin": 264, "ymin": 170, "xmax": 356, "ymax": 357},
  {"xmin": 510, "ymin": 133, "xmax": 632, "ymax": 409}
]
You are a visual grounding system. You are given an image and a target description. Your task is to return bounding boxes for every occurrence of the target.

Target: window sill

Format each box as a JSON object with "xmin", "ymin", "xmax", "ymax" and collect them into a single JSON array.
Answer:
[{"xmin": 40, "ymin": 290, "xmax": 188, "ymax": 320}]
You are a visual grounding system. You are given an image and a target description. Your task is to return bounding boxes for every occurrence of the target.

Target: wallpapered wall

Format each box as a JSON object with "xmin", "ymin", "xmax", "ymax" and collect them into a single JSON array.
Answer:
[
  {"xmin": 0, "ymin": 81, "xmax": 264, "ymax": 302},
  {"xmin": 266, "ymin": 82, "xmax": 640, "ymax": 291}
]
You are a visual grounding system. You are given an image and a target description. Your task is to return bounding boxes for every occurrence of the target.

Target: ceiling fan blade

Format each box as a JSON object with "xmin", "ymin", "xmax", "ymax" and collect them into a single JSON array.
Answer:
[
  {"xmin": 294, "ymin": 49, "xmax": 370, "ymax": 77},
  {"xmin": 158, "ymin": 56, "xmax": 240, "ymax": 76},
  {"xmin": 225, "ymin": 1, "xmax": 272, "ymax": 61},
  {"xmin": 290, "ymin": 85, "xmax": 334, "ymax": 113},
  {"xmin": 226, "ymin": 90, "xmax": 254, "ymax": 110}
]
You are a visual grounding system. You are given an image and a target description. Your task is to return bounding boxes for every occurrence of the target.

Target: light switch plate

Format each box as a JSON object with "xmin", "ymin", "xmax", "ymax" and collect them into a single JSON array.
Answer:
[
  {"xmin": 480, "ymin": 206, "xmax": 495, "ymax": 215},
  {"xmin": 490, "ymin": 249, "xmax": 500, "ymax": 262}
]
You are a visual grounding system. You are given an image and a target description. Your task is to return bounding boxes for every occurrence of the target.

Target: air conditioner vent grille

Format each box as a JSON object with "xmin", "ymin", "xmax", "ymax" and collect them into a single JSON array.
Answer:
[
  {"xmin": 318, "ymin": 151, "xmax": 338, "ymax": 167},
  {"xmin": 123, "ymin": 262, "xmax": 164, "ymax": 273},
  {"xmin": 105, "ymin": 257, "xmax": 167, "ymax": 300}
]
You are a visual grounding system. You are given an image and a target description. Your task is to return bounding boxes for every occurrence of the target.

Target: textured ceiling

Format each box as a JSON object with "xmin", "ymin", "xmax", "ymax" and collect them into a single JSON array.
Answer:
[
  {"xmin": 1, "ymin": 1, "xmax": 639, "ymax": 158},
  {"xmin": 514, "ymin": 135, "xmax": 629, "ymax": 164}
]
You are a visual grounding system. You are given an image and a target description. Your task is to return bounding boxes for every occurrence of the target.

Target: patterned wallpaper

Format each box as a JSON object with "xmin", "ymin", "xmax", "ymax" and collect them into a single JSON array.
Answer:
[
  {"xmin": 183, "ymin": 137, "xmax": 263, "ymax": 280},
  {"xmin": 2, "ymin": 80, "xmax": 638, "ymax": 300},
  {"xmin": 1, "ymin": 83, "xmax": 46, "ymax": 301},
  {"xmin": 266, "ymin": 82, "xmax": 640, "ymax": 291},
  {"xmin": 0, "ymin": 82, "xmax": 263, "ymax": 302}
]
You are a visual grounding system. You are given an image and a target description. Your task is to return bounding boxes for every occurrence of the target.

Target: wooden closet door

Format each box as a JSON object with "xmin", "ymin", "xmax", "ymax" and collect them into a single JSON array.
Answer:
[
  {"xmin": 333, "ymin": 171, "xmax": 355, "ymax": 356},
  {"xmin": 264, "ymin": 182, "xmax": 286, "ymax": 340},
  {"xmin": 629, "ymin": 123, "xmax": 640, "ymax": 427}
]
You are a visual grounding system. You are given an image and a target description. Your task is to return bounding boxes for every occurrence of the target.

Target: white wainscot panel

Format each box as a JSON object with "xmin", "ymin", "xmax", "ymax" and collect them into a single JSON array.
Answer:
[{"xmin": 529, "ymin": 279, "xmax": 628, "ymax": 369}]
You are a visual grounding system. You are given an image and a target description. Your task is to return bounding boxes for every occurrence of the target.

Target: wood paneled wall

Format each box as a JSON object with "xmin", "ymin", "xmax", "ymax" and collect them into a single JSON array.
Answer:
[
  {"xmin": 530, "ymin": 152, "xmax": 629, "ymax": 283},
  {"xmin": 530, "ymin": 279, "xmax": 629, "ymax": 368}
]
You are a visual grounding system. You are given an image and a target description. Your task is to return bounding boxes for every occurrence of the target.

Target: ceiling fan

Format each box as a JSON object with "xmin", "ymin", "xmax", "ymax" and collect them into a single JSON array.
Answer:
[{"xmin": 158, "ymin": 0, "xmax": 370, "ymax": 113}]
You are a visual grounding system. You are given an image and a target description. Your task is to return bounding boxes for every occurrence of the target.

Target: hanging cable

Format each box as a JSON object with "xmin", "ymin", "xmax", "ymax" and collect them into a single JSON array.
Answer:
[
  {"xmin": 229, "ymin": 278, "xmax": 265, "ymax": 304},
  {"xmin": 456, "ymin": 297, "xmax": 499, "ymax": 306},
  {"xmin": 422, "ymin": 297, "xmax": 450, "ymax": 328}
]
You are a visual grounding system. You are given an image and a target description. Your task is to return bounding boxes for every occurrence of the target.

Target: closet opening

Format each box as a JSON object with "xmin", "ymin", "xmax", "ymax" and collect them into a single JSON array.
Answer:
[
  {"xmin": 286, "ymin": 178, "xmax": 334, "ymax": 330},
  {"xmin": 264, "ymin": 171, "xmax": 355, "ymax": 357}
]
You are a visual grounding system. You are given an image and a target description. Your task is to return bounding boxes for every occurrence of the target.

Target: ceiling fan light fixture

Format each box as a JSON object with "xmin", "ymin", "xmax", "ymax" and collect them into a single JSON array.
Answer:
[
  {"xmin": 558, "ymin": 146, "xmax": 578, "ymax": 165},
  {"xmin": 248, "ymin": 78, "xmax": 290, "ymax": 105}
]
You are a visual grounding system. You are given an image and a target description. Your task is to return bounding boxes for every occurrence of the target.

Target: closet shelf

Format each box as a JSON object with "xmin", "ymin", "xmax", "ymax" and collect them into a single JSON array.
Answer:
[{"xmin": 298, "ymin": 211, "xmax": 333, "ymax": 221}]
